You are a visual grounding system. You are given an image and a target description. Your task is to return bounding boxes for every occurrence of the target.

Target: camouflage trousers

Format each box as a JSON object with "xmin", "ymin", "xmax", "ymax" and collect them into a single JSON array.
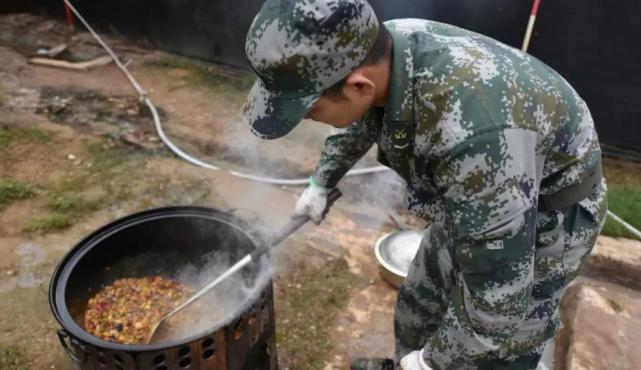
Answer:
[{"xmin": 394, "ymin": 181, "xmax": 607, "ymax": 370}]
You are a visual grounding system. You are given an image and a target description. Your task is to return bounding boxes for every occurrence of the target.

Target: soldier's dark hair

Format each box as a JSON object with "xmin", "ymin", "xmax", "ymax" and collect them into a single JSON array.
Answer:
[{"xmin": 323, "ymin": 22, "xmax": 391, "ymax": 100}]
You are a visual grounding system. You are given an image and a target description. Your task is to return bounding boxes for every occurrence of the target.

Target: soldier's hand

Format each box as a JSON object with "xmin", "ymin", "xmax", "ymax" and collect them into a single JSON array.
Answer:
[
  {"xmin": 399, "ymin": 350, "xmax": 433, "ymax": 370},
  {"xmin": 295, "ymin": 178, "xmax": 330, "ymax": 225}
]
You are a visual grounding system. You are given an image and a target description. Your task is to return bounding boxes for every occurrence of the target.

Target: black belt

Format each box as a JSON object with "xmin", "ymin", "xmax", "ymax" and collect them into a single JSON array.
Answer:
[{"xmin": 538, "ymin": 160, "xmax": 603, "ymax": 212}]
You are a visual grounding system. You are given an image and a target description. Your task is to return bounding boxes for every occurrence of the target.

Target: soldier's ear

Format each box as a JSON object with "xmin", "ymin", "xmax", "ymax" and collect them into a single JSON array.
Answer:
[{"xmin": 343, "ymin": 71, "xmax": 375, "ymax": 102}]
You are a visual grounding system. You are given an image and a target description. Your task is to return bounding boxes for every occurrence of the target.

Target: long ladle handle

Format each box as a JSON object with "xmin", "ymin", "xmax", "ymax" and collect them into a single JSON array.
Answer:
[
  {"xmin": 249, "ymin": 188, "xmax": 342, "ymax": 261},
  {"xmin": 150, "ymin": 189, "xmax": 342, "ymax": 333},
  {"xmin": 166, "ymin": 189, "xmax": 341, "ymax": 312}
]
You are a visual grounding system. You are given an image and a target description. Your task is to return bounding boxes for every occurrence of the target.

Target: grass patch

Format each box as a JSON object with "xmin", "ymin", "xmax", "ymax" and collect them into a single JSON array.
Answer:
[
  {"xmin": 275, "ymin": 257, "xmax": 357, "ymax": 370},
  {"xmin": 0, "ymin": 124, "xmax": 51, "ymax": 149},
  {"xmin": 602, "ymin": 158, "xmax": 641, "ymax": 240},
  {"xmin": 145, "ymin": 56, "xmax": 254, "ymax": 98},
  {"xmin": 0, "ymin": 344, "xmax": 30, "ymax": 370},
  {"xmin": 23, "ymin": 213, "xmax": 73, "ymax": 233},
  {"xmin": 0, "ymin": 178, "xmax": 36, "ymax": 209},
  {"xmin": 0, "ymin": 83, "xmax": 5, "ymax": 106},
  {"xmin": 23, "ymin": 141, "xmax": 142, "ymax": 234},
  {"xmin": 601, "ymin": 184, "xmax": 641, "ymax": 240}
]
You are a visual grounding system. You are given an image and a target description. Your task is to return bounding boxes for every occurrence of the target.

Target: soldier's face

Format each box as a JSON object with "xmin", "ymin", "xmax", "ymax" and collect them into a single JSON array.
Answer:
[{"xmin": 305, "ymin": 73, "xmax": 376, "ymax": 128}]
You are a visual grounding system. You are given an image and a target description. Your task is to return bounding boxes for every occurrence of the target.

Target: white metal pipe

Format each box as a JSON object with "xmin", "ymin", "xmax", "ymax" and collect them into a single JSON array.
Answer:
[{"xmin": 607, "ymin": 210, "xmax": 641, "ymax": 240}]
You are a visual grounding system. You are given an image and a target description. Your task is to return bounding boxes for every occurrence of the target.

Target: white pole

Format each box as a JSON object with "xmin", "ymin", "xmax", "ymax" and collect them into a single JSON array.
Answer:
[{"xmin": 522, "ymin": 0, "xmax": 542, "ymax": 52}]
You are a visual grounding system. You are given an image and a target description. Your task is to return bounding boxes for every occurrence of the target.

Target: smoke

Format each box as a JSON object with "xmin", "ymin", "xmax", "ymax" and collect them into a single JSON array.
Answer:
[
  {"xmin": 341, "ymin": 164, "xmax": 407, "ymax": 230},
  {"xmin": 164, "ymin": 242, "xmax": 272, "ymax": 342},
  {"xmin": 153, "ymin": 120, "xmax": 411, "ymax": 342},
  {"xmin": 147, "ymin": 119, "xmax": 334, "ymax": 342},
  {"xmin": 163, "ymin": 111, "xmax": 409, "ymax": 341},
  {"xmin": 208, "ymin": 116, "xmax": 328, "ymax": 179}
]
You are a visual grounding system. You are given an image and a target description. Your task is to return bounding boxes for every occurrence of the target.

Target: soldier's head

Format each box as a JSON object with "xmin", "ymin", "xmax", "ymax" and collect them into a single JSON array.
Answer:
[{"xmin": 243, "ymin": 0, "xmax": 390, "ymax": 139}]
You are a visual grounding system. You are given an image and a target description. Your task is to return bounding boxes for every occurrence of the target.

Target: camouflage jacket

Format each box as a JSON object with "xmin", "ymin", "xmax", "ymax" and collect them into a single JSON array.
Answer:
[{"xmin": 312, "ymin": 19, "xmax": 601, "ymax": 367}]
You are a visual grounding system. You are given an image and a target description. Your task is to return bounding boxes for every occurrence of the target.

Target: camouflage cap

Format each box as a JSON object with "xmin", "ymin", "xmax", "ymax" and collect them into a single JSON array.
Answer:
[{"xmin": 243, "ymin": 0, "xmax": 379, "ymax": 139}]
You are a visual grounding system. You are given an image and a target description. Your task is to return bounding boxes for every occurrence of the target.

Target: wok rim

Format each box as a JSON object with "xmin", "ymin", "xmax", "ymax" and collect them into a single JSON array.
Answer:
[{"xmin": 49, "ymin": 205, "xmax": 265, "ymax": 352}]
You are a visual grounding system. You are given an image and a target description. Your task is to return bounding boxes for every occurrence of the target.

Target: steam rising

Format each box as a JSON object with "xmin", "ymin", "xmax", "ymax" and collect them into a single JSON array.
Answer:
[{"xmin": 165, "ymin": 244, "xmax": 272, "ymax": 341}]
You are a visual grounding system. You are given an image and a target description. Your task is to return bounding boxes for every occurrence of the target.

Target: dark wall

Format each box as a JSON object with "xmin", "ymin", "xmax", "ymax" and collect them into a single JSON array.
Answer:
[
  {"xmin": 530, "ymin": 1, "xmax": 641, "ymax": 153},
  {"xmin": 371, "ymin": 0, "xmax": 641, "ymax": 152},
  {"xmin": 2, "ymin": 0, "xmax": 640, "ymax": 152},
  {"xmin": 1, "ymin": 0, "xmax": 265, "ymax": 67}
]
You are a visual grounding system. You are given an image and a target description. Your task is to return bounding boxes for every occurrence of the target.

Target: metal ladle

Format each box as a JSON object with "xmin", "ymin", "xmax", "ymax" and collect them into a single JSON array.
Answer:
[{"xmin": 145, "ymin": 189, "xmax": 342, "ymax": 344}]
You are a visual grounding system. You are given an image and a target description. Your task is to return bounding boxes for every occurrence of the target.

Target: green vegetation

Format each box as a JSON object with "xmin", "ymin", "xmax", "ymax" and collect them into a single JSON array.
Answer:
[
  {"xmin": 145, "ymin": 56, "xmax": 254, "ymax": 98},
  {"xmin": 602, "ymin": 158, "xmax": 641, "ymax": 240},
  {"xmin": 275, "ymin": 257, "xmax": 357, "ymax": 370},
  {"xmin": 0, "ymin": 124, "xmax": 51, "ymax": 149},
  {"xmin": 0, "ymin": 178, "xmax": 36, "ymax": 209},
  {"xmin": 0, "ymin": 344, "xmax": 29, "ymax": 370},
  {"xmin": 23, "ymin": 213, "xmax": 73, "ymax": 233},
  {"xmin": 23, "ymin": 142, "xmax": 140, "ymax": 234},
  {"xmin": 0, "ymin": 124, "xmax": 145, "ymax": 234},
  {"xmin": 601, "ymin": 184, "xmax": 641, "ymax": 240}
]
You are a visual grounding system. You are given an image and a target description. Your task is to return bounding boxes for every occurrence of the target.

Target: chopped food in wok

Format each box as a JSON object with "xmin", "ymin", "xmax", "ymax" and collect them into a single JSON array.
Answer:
[{"xmin": 84, "ymin": 276, "xmax": 194, "ymax": 344}]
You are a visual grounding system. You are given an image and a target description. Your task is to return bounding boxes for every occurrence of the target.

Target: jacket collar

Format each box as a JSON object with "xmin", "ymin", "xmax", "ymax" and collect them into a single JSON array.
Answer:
[
  {"xmin": 385, "ymin": 28, "xmax": 414, "ymax": 123},
  {"xmin": 384, "ymin": 27, "xmax": 415, "ymax": 150}
]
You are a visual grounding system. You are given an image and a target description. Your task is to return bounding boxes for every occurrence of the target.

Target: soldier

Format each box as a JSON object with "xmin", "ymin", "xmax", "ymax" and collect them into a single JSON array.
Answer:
[{"xmin": 243, "ymin": 1, "xmax": 607, "ymax": 369}]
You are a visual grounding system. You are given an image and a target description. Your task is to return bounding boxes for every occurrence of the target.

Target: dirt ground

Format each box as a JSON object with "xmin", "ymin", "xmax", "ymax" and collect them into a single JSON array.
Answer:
[
  {"xmin": 0, "ymin": 13, "xmax": 409, "ymax": 370},
  {"xmin": 1, "ymin": 12, "xmax": 640, "ymax": 370}
]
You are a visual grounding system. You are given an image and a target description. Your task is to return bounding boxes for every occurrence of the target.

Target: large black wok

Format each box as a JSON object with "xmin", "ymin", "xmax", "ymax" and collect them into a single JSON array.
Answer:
[{"xmin": 49, "ymin": 206, "xmax": 277, "ymax": 370}]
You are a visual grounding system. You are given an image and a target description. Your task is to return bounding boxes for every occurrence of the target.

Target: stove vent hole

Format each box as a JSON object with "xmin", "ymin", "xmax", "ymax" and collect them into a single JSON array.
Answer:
[
  {"xmin": 114, "ymin": 354, "xmax": 123, "ymax": 365},
  {"xmin": 202, "ymin": 349, "xmax": 215, "ymax": 360},
  {"xmin": 179, "ymin": 357, "xmax": 192, "ymax": 368},
  {"xmin": 152, "ymin": 354, "xmax": 166, "ymax": 365},
  {"xmin": 97, "ymin": 355, "xmax": 107, "ymax": 367},
  {"xmin": 201, "ymin": 337, "xmax": 214, "ymax": 349},
  {"xmin": 178, "ymin": 346, "xmax": 191, "ymax": 357}
]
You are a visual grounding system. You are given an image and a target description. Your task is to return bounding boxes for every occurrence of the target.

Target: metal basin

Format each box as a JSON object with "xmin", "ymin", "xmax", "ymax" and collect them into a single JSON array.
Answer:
[{"xmin": 374, "ymin": 230, "xmax": 423, "ymax": 288}]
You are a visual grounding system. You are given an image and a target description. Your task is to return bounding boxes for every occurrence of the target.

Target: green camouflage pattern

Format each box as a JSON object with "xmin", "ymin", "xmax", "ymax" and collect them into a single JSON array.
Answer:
[
  {"xmin": 311, "ymin": 19, "xmax": 607, "ymax": 369},
  {"xmin": 243, "ymin": 0, "xmax": 378, "ymax": 139},
  {"xmin": 396, "ymin": 180, "xmax": 606, "ymax": 369}
]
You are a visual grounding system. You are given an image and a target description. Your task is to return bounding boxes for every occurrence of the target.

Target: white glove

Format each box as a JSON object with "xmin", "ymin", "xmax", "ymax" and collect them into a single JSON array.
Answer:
[
  {"xmin": 400, "ymin": 350, "xmax": 433, "ymax": 370},
  {"xmin": 295, "ymin": 177, "xmax": 330, "ymax": 224}
]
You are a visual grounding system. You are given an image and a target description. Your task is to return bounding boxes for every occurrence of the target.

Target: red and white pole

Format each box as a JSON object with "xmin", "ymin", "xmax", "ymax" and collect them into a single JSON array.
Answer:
[
  {"xmin": 64, "ymin": 1, "xmax": 75, "ymax": 30},
  {"xmin": 521, "ymin": 0, "xmax": 542, "ymax": 52}
]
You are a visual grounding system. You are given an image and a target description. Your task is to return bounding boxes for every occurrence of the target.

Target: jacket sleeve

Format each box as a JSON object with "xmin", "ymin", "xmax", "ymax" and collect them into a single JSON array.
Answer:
[
  {"xmin": 311, "ymin": 110, "xmax": 380, "ymax": 188},
  {"xmin": 423, "ymin": 128, "xmax": 540, "ymax": 369}
]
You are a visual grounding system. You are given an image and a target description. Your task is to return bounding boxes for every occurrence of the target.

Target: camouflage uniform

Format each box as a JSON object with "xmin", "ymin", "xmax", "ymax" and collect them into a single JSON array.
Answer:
[
  {"xmin": 242, "ymin": 1, "xmax": 607, "ymax": 368},
  {"xmin": 311, "ymin": 20, "xmax": 607, "ymax": 369}
]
